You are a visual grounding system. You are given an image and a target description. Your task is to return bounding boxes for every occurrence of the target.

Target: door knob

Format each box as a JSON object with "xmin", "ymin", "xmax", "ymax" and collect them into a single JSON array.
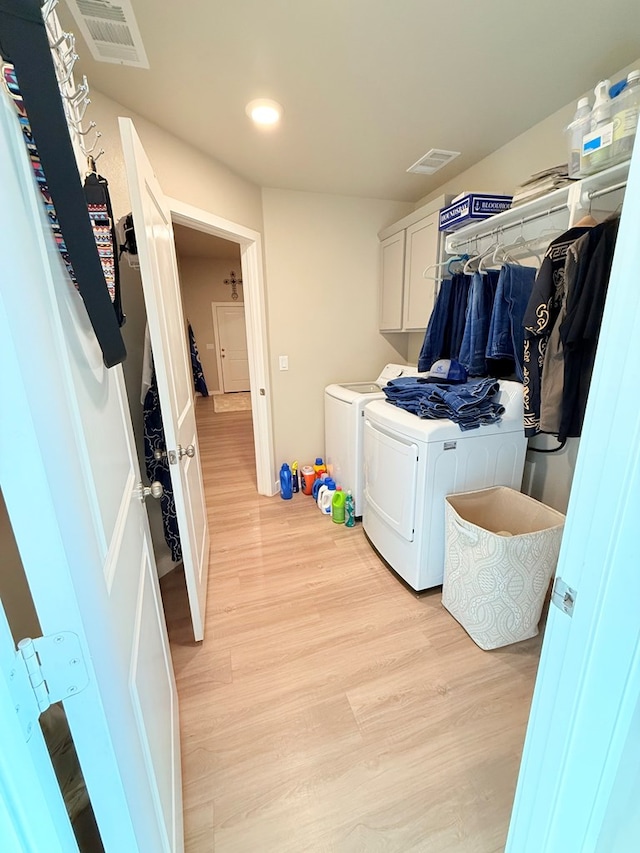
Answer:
[
  {"xmin": 153, "ymin": 448, "xmax": 167, "ymax": 461},
  {"xmin": 138, "ymin": 481, "xmax": 164, "ymax": 502},
  {"xmin": 177, "ymin": 444, "xmax": 195, "ymax": 460}
]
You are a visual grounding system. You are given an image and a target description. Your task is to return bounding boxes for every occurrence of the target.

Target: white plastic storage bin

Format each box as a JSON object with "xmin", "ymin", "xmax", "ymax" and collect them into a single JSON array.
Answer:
[{"xmin": 442, "ymin": 487, "xmax": 565, "ymax": 650}]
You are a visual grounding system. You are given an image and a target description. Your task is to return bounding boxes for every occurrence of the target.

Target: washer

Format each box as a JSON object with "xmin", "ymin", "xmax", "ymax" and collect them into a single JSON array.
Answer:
[
  {"xmin": 324, "ymin": 363, "xmax": 418, "ymax": 516},
  {"xmin": 362, "ymin": 380, "xmax": 527, "ymax": 591}
]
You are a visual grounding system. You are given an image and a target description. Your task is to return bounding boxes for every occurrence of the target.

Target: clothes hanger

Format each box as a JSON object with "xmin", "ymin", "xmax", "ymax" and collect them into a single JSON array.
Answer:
[
  {"xmin": 424, "ymin": 255, "xmax": 469, "ymax": 279},
  {"xmin": 573, "ymin": 213, "xmax": 598, "ymax": 227},
  {"xmin": 423, "ymin": 257, "xmax": 452, "ymax": 281},
  {"xmin": 447, "ymin": 254, "xmax": 469, "ymax": 275}
]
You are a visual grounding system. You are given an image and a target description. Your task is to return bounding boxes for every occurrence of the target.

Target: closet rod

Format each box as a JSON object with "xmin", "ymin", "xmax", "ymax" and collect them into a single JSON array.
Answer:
[
  {"xmin": 587, "ymin": 180, "xmax": 627, "ymax": 201},
  {"xmin": 448, "ymin": 201, "xmax": 568, "ymax": 251}
]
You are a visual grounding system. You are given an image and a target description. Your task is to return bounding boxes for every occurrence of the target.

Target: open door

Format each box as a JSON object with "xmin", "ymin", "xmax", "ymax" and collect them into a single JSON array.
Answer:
[
  {"xmin": 0, "ymin": 93, "xmax": 182, "ymax": 852},
  {"xmin": 120, "ymin": 118, "xmax": 210, "ymax": 642},
  {"xmin": 506, "ymin": 135, "xmax": 640, "ymax": 849},
  {"xmin": 0, "ymin": 598, "xmax": 79, "ymax": 853}
]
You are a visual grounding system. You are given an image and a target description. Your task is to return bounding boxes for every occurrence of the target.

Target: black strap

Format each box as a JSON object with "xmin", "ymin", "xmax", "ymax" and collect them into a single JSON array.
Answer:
[
  {"xmin": 528, "ymin": 438, "xmax": 567, "ymax": 454},
  {"xmin": 0, "ymin": 0, "xmax": 126, "ymax": 367}
]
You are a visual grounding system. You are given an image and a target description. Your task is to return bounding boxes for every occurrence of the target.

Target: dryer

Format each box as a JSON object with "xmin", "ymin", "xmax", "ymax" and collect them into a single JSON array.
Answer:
[
  {"xmin": 324, "ymin": 363, "xmax": 418, "ymax": 516},
  {"xmin": 362, "ymin": 381, "xmax": 526, "ymax": 591}
]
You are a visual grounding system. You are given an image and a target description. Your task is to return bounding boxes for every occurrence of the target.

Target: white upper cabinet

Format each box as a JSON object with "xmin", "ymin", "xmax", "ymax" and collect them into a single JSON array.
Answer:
[
  {"xmin": 403, "ymin": 212, "xmax": 441, "ymax": 330},
  {"xmin": 378, "ymin": 195, "xmax": 449, "ymax": 332},
  {"xmin": 379, "ymin": 230, "xmax": 405, "ymax": 331}
]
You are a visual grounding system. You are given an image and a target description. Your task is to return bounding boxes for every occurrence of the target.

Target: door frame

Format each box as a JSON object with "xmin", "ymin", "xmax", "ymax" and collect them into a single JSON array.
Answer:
[
  {"xmin": 168, "ymin": 198, "xmax": 276, "ymax": 497},
  {"xmin": 211, "ymin": 301, "xmax": 246, "ymax": 395}
]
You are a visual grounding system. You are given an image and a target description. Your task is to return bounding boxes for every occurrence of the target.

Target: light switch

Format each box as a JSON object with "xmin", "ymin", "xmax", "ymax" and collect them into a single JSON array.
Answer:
[{"xmin": 279, "ymin": 355, "xmax": 289, "ymax": 371}]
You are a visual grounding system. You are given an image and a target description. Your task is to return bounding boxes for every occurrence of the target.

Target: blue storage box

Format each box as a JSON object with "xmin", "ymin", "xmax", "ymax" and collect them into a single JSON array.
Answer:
[{"xmin": 439, "ymin": 194, "xmax": 513, "ymax": 232}]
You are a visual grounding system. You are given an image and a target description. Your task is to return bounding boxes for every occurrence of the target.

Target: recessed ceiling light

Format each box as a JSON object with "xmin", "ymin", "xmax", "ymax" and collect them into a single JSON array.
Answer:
[{"xmin": 246, "ymin": 99, "xmax": 283, "ymax": 126}]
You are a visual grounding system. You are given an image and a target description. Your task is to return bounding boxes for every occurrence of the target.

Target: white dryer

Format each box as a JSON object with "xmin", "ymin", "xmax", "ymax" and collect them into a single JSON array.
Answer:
[
  {"xmin": 324, "ymin": 363, "xmax": 418, "ymax": 516},
  {"xmin": 362, "ymin": 381, "xmax": 526, "ymax": 591}
]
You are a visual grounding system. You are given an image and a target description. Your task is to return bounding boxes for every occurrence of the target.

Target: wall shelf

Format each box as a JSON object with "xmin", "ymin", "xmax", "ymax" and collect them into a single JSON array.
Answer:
[{"xmin": 445, "ymin": 160, "xmax": 630, "ymax": 254}]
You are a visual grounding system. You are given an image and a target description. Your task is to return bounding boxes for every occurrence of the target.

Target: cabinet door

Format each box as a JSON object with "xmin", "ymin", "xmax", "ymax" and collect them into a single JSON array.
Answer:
[
  {"xmin": 379, "ymin": 231, "xmax": 405, "ymax": 331},
  {"xmin": 403, "ymin": 212, "xmax": 441, "ymax": 331}
]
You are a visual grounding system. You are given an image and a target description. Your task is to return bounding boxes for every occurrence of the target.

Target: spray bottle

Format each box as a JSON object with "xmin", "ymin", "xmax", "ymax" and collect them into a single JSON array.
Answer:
[{"xmin": 565, "ymin": 97, "xmax": 591, "ymax": 177}]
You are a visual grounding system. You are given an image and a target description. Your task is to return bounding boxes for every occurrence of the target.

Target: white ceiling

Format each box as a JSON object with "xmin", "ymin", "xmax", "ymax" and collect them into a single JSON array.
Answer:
[{"xmin": 61, "ymin": 0, "xmax": 640, "ymax": 203}]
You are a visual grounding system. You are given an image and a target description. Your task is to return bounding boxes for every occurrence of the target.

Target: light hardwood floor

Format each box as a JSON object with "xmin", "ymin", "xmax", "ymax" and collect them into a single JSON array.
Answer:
[{"xmin": 160, "ymin": 399, "xmax": 542, "ymax": 853}]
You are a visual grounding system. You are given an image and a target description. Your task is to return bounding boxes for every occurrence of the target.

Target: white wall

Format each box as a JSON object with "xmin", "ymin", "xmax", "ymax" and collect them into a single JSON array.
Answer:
[
  {"xmin": 86, "ymin": 91, "xmax": 264, "ymax": 232},
  {"xmin": 178, "ymin": 256, "xmax": 243, "ymax": 393},
  {"xmin": 262, "ymin": 189, "xmax": 412, "ymax": 466}
]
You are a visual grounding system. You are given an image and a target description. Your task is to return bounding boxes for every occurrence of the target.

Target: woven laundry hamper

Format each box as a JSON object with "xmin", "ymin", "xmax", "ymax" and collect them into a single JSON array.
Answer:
[{"xmin": 442, "ymin": 487, "xmax": 565, "ymax": 650}]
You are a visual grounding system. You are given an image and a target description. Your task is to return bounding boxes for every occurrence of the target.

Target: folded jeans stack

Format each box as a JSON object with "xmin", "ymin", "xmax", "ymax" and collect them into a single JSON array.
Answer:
[{"xmin": 383, "ymin": 377, "xmax": 504, "ymax": 431}]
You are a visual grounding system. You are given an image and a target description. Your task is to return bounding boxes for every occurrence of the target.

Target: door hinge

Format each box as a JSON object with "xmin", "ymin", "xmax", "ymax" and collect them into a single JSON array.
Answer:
[
  {"xmin": 10, "ymin": 632, "xmax": 89, "ymax": 742},
  {"xmin": 551, "ymin": 577, "xmax": 577, "ymax": 617}
]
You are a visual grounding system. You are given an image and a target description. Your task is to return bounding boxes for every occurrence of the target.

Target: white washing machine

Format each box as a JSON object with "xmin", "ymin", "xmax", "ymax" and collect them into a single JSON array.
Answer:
[
  {"xmin": 324, "ymin": 363, "xmax": 418, "ymax": 516},
  {"xmin": 362, "ymin": 381, "xmax": 527, "ymax": 591}
]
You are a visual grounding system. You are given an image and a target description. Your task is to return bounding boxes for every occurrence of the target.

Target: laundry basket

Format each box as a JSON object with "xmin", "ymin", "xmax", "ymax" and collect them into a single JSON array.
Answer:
[{"xmin": 442, "ymin": 487, "xmax": 565, "ymax": 650}]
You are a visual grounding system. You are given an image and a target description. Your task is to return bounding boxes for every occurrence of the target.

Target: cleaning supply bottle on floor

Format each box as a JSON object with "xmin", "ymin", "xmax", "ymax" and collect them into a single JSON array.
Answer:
[
  {"xmin": 279, "ymin": 463, "xmax": 293, "ymax": 500},
  {"xmin": 312, "ymin": 473, "xmax": 328, "ymax": 501},
  {"xmin": 291, "ymin": 461, "xmax": 299, "ymax": 493},
  {"xmin": 319, "ymin": 478, "xmax": 336, "ymax": 515},
  {"xmin": 301, "ymin": 464, "xmax": 315, "ymax": 495},
  {"xmin": 313, "ymin": 457, "xmax": 327, "ymax": 479},
  {"xmin": 331, "ymin": 486, "xmax": 346, "ymax": 524},
  {"xmin": 345, "ymin": 490, "xmax": 355, "ymax": 528}
]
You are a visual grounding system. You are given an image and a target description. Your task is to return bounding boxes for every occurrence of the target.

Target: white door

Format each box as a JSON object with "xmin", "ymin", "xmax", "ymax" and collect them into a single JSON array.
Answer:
[
  {"xmin": 506, "ymin": 138, "xmax": 640, "ymax": 849},
  {"xmin": 120, "ymin": 117, "xmax": 210, "ymax": 642},
  {"xmin": 0, "ymin": 93, "xmax": 181, "ymax": 851},
  {"xmin": 0, "ymin": 599, "xmax": 79, "ymax": 853},
  {"xmin": 216, "ymin": 304, "xmax": 250, "ymax": 392}
]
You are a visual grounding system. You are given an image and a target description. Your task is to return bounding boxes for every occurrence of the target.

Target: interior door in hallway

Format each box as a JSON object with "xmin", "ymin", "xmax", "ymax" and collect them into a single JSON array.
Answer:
[
  {"xmin": 216, "ymin": 304, "xmax": 250, "ymax": 392},
  {"xmin": 120, "ymin": 117, "xmax": 210, "ymax": 642},
  {"xmin": 0, "ymin": 95, "xmax": 181, "ymax": 851}
]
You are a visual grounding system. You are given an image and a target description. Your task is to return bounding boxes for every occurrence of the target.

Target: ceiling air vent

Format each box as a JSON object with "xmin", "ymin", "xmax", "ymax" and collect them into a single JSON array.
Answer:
[
  {"xmin": 407, "ymin": 149, "xmax": 461, "ymax": 175},
  {"xmin": 65, "ymin": 0, "xmax": 149, "ymax": 68}
]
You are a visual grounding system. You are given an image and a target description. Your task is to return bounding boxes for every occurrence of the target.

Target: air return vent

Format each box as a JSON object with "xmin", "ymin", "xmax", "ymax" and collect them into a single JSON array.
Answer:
[
  {"xmin": 406, "ymin": 148, "xmax": 461, "ymax": 175},
  {"xmin": 65, "ymin": 0, "xmax": 149, "ymax": 68}
]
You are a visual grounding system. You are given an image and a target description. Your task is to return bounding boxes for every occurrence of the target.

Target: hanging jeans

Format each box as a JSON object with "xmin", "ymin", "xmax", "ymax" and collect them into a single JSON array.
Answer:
[
  {"xmin": 459, "ymin": 269, "xmax": 500, "ymax": 376},
  {"xmin": 485, "ymin": 264, "xmax": 536, "ymax": 381},
  {"xmin": 418, "ymin": 278, "xmax": 453, "ymax": 372},
  {"xmin": 446, "ymin": 274, "xmax": 472, "ymax": 361}
]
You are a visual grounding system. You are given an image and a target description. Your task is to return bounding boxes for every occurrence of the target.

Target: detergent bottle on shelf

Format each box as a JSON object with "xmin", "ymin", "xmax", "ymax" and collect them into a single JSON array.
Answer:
[
  {"xmin": 582, "ymin": 80, "xmax": 612, "ymax": 174},
  {"xmin": 331, "ymin": 486, "xmax": 346, "ymax": 524},
  {"xmin": 612, "ymin": 70, "xmax": 640, "ymax": 163},
  {"xmin": 345, "ymin": 490, "xmax": 355, "ymax": 528},
  {"xmin": 279, "ymin": 463, "xmax": 293, "ymax": 500}
]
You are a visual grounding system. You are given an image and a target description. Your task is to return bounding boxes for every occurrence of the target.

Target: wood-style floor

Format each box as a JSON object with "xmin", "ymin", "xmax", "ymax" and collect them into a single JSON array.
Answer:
[{"xmin": 160, "ymin": 399, "xmax": 542, "ymax": 853}]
